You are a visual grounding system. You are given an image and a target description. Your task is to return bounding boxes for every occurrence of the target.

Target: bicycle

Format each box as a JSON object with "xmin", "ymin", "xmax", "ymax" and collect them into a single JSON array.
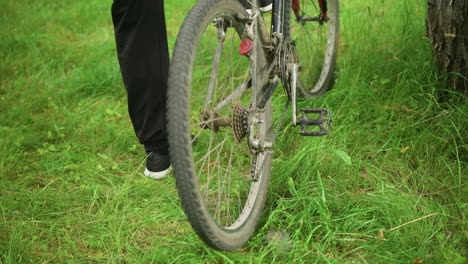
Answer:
[{"xmin": 167, "ymin": 0, "xmax": 338, "ymax": 251}]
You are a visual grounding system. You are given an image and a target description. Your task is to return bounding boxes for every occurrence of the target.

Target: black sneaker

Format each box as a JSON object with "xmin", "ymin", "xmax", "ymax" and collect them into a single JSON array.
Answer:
[{"xmin": 144, "ymin": 152, "xmax": 171, "ymax": 179}]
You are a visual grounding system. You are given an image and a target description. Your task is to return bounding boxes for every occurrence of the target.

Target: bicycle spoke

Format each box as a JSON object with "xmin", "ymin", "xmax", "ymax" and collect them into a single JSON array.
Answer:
[
  {"xmin": 196, "ymin": 135, "xmax": 228, "ymax": 173},
  {"xmin": 205, "ymin": 19, "xmax": 227, "ymax": 110},
  {"xmin": 213, "ymin": 77, "xmax": 250, "ymax": 112}
]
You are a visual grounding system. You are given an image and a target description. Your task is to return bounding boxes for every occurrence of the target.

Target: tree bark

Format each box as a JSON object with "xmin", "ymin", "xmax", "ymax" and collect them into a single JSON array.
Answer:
[{"xmin": 426, "ymin": 0, "xmax": 468, "ymax": 95}]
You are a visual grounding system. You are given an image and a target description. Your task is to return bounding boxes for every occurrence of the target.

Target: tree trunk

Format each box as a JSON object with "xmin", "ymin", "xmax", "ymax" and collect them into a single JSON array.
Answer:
[{"xmin": 426, "ymin": 0, "xmax": 468, "ymax": 95}]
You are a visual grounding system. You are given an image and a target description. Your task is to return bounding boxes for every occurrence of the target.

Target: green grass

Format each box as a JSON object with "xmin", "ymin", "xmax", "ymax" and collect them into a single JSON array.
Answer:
[{"xmin": 1, "ymin": 0, "xmax": 466, "ymax": 263}]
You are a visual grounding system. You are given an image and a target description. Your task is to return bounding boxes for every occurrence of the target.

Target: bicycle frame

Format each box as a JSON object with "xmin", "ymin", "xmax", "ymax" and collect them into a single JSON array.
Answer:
[
  {"xmin": 256, "ymin": 0, "xmax": 332, "ymax": 130},
  {"xmin": 247, "ymin": 0, "xmax": 330, "ymax": 104},
  {"xmin": 205, "ymin": 0, "xmax": 332, "ymax": 136}
]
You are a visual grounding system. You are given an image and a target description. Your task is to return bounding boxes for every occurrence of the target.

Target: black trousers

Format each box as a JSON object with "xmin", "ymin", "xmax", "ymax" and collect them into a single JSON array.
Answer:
[{"xmin": 111, "ymin": 0, "xmax": 169, "ymax": 155}]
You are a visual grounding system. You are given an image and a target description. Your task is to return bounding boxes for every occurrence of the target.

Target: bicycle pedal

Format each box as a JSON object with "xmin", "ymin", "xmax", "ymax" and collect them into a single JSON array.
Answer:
[{"xmin": 297, "ymin": 108, "xmax": 332, "ymax": 136}]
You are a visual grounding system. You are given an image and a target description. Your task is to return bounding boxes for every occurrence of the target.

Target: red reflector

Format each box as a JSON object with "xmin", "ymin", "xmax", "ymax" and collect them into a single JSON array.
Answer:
[{"xmin": 239, "ymin": 39, "xmax": 253, "ymax": 55}]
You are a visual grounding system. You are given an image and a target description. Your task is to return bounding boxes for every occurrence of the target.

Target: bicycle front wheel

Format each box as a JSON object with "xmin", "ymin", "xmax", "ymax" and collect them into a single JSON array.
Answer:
[
  {"xmin": 284, "ymin": 0, "xmax": 339, "ymax": 97},
  {"xmin": 167, "ymin": 0, "xmax": 273, "ymax": 251}
]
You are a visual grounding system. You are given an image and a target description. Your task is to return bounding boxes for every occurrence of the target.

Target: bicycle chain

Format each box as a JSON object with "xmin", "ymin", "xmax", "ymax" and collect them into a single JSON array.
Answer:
[
  {"xmin": 249, "ymin": 35, "xmax": 291, "ymax": 182},
  {"xmin": 250, "ymin": 99, "xmax": 290, "ymax": 181}
]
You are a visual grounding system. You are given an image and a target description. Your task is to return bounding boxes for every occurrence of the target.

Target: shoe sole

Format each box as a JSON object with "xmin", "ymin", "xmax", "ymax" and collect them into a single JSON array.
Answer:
[{"xmin": 144, "ymin": 166, "xmax": 172, "ymax": 180}]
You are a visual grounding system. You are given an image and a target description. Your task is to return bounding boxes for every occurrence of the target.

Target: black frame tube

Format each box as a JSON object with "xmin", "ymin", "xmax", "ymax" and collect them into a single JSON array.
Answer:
[{"xmin": 272, "ymin": 0, "xmax": 285, "ymax": 34}]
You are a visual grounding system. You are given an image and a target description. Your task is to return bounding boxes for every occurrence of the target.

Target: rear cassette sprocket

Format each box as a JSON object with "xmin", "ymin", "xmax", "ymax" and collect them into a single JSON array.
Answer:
[{"xmin": 232, "ymin": 102, "xmax": 249, "ymax": 142}]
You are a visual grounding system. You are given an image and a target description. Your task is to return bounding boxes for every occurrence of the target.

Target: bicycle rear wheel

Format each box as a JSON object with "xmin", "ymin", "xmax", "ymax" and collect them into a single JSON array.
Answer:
[
  {"xmin": 284, "ymin": 0, "xmax": 339, "ymax": 97},
  {"xmin": 167, "ymin": 0, "xmax": 272, "ymax": 251}
]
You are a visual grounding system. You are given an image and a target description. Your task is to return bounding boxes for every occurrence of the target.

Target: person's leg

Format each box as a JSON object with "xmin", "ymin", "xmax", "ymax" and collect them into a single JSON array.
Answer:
[
  {"xmin": 112, "ymin": 0, "xmax": 171, "ymax": 179},
  {"xmin": 112, "ymin": 0, "xmax": 169, "ymax": 156}
]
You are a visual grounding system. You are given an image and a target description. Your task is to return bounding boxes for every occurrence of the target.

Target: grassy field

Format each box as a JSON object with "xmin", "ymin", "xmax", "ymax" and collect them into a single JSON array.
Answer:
[{"xmin": 1, "ymin": 0, "xmax": 466, "ymax": 263}]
